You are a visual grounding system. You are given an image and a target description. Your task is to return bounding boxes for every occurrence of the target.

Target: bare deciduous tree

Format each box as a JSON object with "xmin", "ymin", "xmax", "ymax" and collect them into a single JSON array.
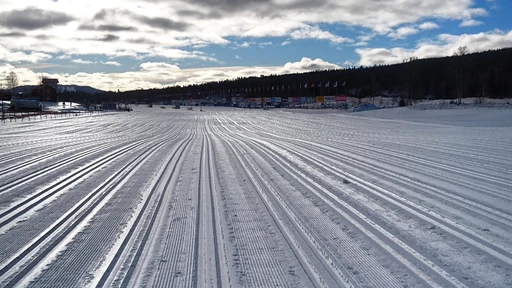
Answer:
[
  {"xmin": 453, "ymin": 46, "xmax": 469, "ymax": 56},
  {"xmin": 6, "ymin": 71, "xmax": 18, "ymax": 94}
]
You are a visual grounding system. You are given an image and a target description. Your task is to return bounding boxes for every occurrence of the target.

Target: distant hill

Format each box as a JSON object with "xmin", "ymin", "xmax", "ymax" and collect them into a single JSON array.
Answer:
[{"xmin": 13, "ymin": 85, "xmax": 105, "ymax": 95}]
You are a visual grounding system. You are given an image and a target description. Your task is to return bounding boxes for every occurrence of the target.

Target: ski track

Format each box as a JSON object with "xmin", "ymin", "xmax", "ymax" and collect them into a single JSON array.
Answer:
[{"xmin": 0, "ymin": 107, "xmax": 511, "ymax": 288}]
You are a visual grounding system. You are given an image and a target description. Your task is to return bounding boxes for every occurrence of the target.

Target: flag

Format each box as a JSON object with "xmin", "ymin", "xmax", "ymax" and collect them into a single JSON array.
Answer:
[
  {"xmin": 311, "ymin": 82, "xmax": 315, "ymax": 88},
  {"xmin": 325, "ymin": 81, "xmax": 330, "ymax": 88},
  {"xmin": 282, "ymin": 84, "xmax": 285, "ymax": 90},
  {"xmin": 304, "ymin": 83, "xmax": 307, "ymax": 88},
  {"xmin": 318, "ymin": 82, "xmax": 322, "ymax": 88},
  {"xmin": 333, "ymin": 81, "xmax": 338, "ymax": 88},
  {"xmin": 342, "ymin": 80, "xmax": 346, "ymax": 87}
]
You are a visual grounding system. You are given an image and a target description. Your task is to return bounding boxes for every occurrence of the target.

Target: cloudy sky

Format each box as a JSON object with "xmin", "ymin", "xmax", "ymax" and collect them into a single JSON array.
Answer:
[{"xmin": 1, "ymin": 0, "xmax": 511, "ymax": 91}]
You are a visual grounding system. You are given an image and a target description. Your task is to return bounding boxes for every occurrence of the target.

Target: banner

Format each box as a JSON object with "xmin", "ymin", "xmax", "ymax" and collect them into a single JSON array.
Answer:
[
  {"xmin": 300, "ymin": 97, "xmax": 307, "ymax": 103},
  {"xmin": 324, "ymin": 96, "xmax": 336, "ymax": 103},
  {"xmin": 335, "ymin": 95, "xmax": 347, "ymax": 102},
  {"xmin": 275, "ymin": 97, "xmax": 281, "ymax": 103},
  {"xmin": 288, "ymin": 97, "xmax": 294, "ymax": 103},
  {"xmin": 292, "ymin": 97, "xmax": 300, "ymax": 102},
  {"xmin": 316, "ymin": 96, "xmax": 324, "ymax": 103},
  {"xmin": 307, "ymin": 97, "xmax": 315, "ymax": 103},
  {"xmin": 264, "ymin": 97, "xmax": 271, "ymax": 103}
]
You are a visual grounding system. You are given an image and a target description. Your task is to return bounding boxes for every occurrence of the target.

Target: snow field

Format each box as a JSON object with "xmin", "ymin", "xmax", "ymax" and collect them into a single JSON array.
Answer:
[{"xmin": 0, "ymin": 106, "xmax": 511, "ymax": 287}]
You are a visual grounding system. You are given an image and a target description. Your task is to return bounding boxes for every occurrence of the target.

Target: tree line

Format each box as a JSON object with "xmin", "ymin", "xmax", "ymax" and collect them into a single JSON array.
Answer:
[{"xmin": 7, "ymin": 47, "xmax": 512, "ymax": 105}]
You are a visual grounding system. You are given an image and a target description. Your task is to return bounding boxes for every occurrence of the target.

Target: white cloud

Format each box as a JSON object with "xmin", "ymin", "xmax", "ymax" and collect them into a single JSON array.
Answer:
[
  {"xmin": 71, "ymin": 58, "xmax": 95, "ymax": 64},
  {"xmin": 235, "ymin": 55, "xmax": 241, "ymax": 59},
  {"xmin": 290, "ymin": 26, "xmax": 353, "ymax": 44},
  {"xmin": 56, "ymin": 55, "xmax": 71, "ymax": 60},
  {"xmin": 388, "ymin": 26, "xmax": 419, "ymax": 39},
  {"xmin": 357, "ymin": 30, "xmax": 512, "ymax": 66},
  {"xmin": 460, "ymin": 19, "xmax": 483, "ymax": 27},
  {"xmin": 281, "ymin": 41, "xmax": 291, "ymax": 46},
  {"xmin": 352, "ymin": 42, "xmax": 368, "ymax": 47},
  {"xmin": 0, "ymin": 0, "xmax": 489, "ymax": 62},
  {"xmin": 1, "ymin": 57, "xmax": 340, "ymax": 91},
  {"xmin": 140, "ymin": 62, "xmax": 180, "ymax": 71},
  {"xmin": 0, "ymin": 45, "xmax": 52, "ymax": 63},
  {"xmin": 102, "ymin": 61, "xmax": 121, "ymax": 66},
  {"xmin": 239, "ymin": 42, "xmax": 250, "ymax": 48},
  {"xmin": 418, "ymin": 22, "xmax": 440, "ymax": 30},
  {"xmin": 258, "ymin": 42, "xmax": 272, "ymax": 48}
]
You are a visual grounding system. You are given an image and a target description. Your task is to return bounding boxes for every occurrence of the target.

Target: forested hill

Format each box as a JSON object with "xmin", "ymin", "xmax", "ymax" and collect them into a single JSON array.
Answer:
[{"xmin": 67, "ymin": 48, "xmax": 512, "ymax": 104}]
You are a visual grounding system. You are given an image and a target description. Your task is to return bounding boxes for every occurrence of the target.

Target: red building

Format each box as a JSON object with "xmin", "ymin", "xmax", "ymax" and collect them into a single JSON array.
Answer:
[{"xmin": 32, "ymin": 78, "xmax": 59, "ymax": 102}]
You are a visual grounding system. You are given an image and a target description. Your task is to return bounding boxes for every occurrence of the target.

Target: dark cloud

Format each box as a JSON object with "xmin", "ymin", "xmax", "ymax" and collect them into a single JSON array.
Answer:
[
  {"xmin": 0, "ymin": 32, "xmax": 25, "ymax": 37},
  {"xmin": 90, "ymin": 8, "xmax": 188, "ymax": 31},
  {"xmin": 98, "ymin": 24, "xmax": 136, "ymax": 32},
  {"xmin": 78, "ymin": 24, "xmax": 95, "ymax": 30},
  {"xmin": 176, "ymin": 9, "xmax": 222, "ymax": 19},
  {"xmin": 93, "ymin": 9, "xmax": 108, "ymax": 20},
  {"xmin": 127, "ymin": 37, "xmax": 158, "ymax": 44},
  {"xmin": 36, "ymin": 35, "xmax": 49, "ymax": 40},
  {"xmin": 93, "ymin": 8, "xmax": 136, "ymax": 20},
  {"xmin": 0, "ymin": 7, "xmax": 74, "ymax": 30},
  {"xmin": 174, "ymin": 0, "xmax": 326, "ymax": 15},
  {"xmin": 137, "ymin": 16, "xmax": 190, "ymax": 31},
  {"xmin": 78, "ymin": 24, "xmax": 136, "ymax": 32},
  {"xmin": 101, "ymin": 34, "xmax": 120, "ymax": 42}
]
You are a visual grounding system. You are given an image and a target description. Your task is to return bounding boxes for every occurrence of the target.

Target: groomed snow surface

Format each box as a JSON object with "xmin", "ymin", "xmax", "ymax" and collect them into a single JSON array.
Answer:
[{"xmin": 0, "ymin": 105, "xmax": 511, "ymax": 288}]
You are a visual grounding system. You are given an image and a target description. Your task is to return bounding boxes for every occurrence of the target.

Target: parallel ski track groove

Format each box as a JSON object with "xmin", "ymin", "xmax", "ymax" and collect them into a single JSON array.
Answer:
[
  {"xmin": 211, "ymin": 117, "xmax": 339, "ymax": 288},
  {"xmin": 0, "ymin": 134, "xmax": 138, "ymax": 176},
  {"xmin": 204, "ymin": 130, "xmax": 223, "ymax": 287},
  {"xmin": 0, "ymin": 137, "xmax": 172, "ymax": 287},
  {"xmin": 216, "ymin": 117, "xmax": 415, "ymax": 287},
  {"xmin": 246, "ymin": 130, "xmax": 512, "ymax": 229},
  {"xmin": 258, "ymin": 135, "xmax": 512, "ymax": 262},
  {"xmin": 226, "ymin": 130, "xmax": 461, "ymax": 288},
  {"xmin": 117, "ymin": 130, "xmax": 196, "ymax": 288},
  {"xmin": 0, "ymin": 139, "xmax": 148, "ymax": 227},
  {"xmin": 235, "ymin": 130, "xmax": 511, "ymax": 285},
  {"xmin": 278, "ymin": 137, "xmax": 512, "ymax": 227},
  {"xmin": 0, "ymin": 138, "xmax": 146, "ymax": 196},
  {"xmin": 232, "ymin": 136, "xmax": 402, "ymax": 288},
  {"xmin": 29, "ymin": 123, "xmax": 193, "ymax": 287},
  {"xmin": 192, "ymin": 130, "xmax": 203, "ymax": 288}
]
